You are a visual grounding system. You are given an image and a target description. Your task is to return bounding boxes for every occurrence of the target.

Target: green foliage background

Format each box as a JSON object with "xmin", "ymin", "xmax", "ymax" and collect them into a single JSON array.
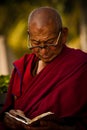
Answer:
[{"xmin": 0, "ymin": 75, "xmax": 10, "ymax": 93}]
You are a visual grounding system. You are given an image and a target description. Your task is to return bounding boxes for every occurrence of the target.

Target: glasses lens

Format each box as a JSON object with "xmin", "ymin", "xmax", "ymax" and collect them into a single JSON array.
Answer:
[{"xmin": 27, "ymin": 31, "xmax": 61, "ymax": 50}]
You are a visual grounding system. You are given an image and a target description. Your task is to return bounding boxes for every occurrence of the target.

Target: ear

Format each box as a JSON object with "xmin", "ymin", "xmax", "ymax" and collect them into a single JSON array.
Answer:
[
  {"xmin": 61, "ymin": 27, "xmax": 68, "ymax": 44},
  {"xmin": 27, "ymin": 30, "xmax": 31, "ymax": 39},
  {"xmin": 27, "ymin": 30, "xmax": 30, "ymax": 35}
]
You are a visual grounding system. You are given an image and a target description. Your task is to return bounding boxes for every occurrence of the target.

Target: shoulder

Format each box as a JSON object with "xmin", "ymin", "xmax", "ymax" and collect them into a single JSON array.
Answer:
[
  {"xmin": 65, "ymin": 45, "xmax": 87, "ymax": 63},
  {"xmin": 11, "ymin": 53, "xmax": 37, "ymax": 79},
  {"xmin": 13, "ymin": 53, "xmax": 35, "ymax": 65}
]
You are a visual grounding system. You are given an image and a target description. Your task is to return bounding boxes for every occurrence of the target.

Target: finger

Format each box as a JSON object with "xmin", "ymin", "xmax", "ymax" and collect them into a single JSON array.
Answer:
[
  {"xmin": 40, "ymin": 121, "xmax": 48, "ymax": 126},
  {"xmin": 4, "ymin": 115, "xmax": 16, "ymax": 129},
  {"xmin": 9, "ymin": 109, "xmax": 17, "ymax": 116},
  {"xmin": 40, "ymin": 121, "xmax": 60, "ymax": 130},
  {"xmin": 16, "ymin": 109, "xmax": 25, "ymax": 116},
  {"xmin": 27, "ymin": 126, "xmax": 49, "ymax": 130},
  {"xmin": 23, "ymin": 124, "xmax": 50, "ymax": 130}
]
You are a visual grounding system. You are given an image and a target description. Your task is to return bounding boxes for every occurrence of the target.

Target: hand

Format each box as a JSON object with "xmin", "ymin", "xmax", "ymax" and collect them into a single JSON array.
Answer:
[
  {"xmin": 9, "ymin": 109, "xmax": 25, "ymax": 117},
  {"xmin": 23, "ymin": 120, "xmax": 75, "ymax": 130},
  {"xmin": 3, "ymin": 109, "xmax": 25, "ymax": 130}
]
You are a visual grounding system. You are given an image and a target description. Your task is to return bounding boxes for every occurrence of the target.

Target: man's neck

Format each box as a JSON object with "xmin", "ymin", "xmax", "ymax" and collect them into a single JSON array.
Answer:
[{"xmin": 36, "ymin": 60, "xmax": 47, "ymax": 74}]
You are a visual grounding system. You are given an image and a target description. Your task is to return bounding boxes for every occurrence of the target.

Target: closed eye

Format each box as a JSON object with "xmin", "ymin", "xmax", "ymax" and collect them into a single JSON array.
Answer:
[
  {"xmin": 30, "ymin": 40, "xmax": 40, "ymax": 45},
  {"xmin": 45, "ymin": 38, "xmax": 57, "ymax": 44},
  {"xmin": 30, "ymin": 37, "xmax": 57, "ymax": 45}
]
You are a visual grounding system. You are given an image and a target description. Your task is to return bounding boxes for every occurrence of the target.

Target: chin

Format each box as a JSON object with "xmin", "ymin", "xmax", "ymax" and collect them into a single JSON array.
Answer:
[{"xmin": 40, "ymin": 56, "xmax": 56, "ymax": 63}]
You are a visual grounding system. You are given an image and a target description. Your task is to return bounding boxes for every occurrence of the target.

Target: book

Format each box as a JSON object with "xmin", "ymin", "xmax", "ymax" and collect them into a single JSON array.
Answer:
[{"xmin": 5, "ymin": 111, "xmax": 57, "ymax": 126}]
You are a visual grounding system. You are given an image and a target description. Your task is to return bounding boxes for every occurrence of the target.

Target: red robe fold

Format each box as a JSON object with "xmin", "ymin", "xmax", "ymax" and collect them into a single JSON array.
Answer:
[{"xmin": 1, "ymin": 45, "xmax": 87, "ymax": 129}]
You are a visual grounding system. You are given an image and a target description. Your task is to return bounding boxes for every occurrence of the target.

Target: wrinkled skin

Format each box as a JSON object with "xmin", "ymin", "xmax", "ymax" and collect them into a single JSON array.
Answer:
[
  {"xmin": 4, "ymin": 109, "xmax": 75, "ymax": 130},
  {"xmin": 4, "ymin": 110, "xmax": 25, "ymax": 130},
  {"xmin": 28, "ymin": 7, "xmax": 68, "ymax": 63},
  {"xmin": 24, "ymin": 121, "xmax": 75, "ymax": 130}
]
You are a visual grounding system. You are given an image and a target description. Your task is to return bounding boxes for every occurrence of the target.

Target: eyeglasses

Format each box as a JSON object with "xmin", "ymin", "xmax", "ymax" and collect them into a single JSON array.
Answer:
[{"xmin": 27, "ymin": 31, "xmax": 61, "ymax": 50}]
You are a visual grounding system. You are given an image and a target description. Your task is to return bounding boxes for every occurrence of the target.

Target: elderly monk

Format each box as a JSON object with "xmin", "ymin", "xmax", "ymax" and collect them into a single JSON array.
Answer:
[{"xmin": 0, "ymin": 7, "xmax": 87, "ymax": 130}]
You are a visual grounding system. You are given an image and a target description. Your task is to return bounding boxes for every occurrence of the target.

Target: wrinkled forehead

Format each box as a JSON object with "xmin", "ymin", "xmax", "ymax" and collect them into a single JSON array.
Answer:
[{"xmin": 28, "ymin": 19, "xmax": 58, "ymax": 36}]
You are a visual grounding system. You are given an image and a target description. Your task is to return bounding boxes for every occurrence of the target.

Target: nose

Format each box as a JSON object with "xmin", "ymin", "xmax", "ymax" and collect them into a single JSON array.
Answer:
[
  {"xmin": 39, "ymin": 47, "xmax": 48, "ymax": 55},
  {"xmin": 39, "ymin": 42, "xmax": 47, "ymax": 49}
]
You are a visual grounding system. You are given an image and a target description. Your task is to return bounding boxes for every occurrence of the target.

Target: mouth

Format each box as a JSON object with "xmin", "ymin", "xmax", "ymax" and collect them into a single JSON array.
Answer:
[
  {"xmin": 40, "ymin": 55, "xmax": 50, "ymax": 59},
  {"xmin": 39, "ymin": 55, "xmax": 53, "ymax": 63}
]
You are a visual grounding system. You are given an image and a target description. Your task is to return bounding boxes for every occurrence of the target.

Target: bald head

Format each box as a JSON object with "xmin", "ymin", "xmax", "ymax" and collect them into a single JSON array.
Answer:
[{"xmin": 28, "ymin": 7, "xmax": 62, "ymax": 33}]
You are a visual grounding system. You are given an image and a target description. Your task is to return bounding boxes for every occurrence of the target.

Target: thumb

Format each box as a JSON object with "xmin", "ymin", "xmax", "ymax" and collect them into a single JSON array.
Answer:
[{"xmin": 40, "ymin": 120, "xmax": 48, "ymax": 126}]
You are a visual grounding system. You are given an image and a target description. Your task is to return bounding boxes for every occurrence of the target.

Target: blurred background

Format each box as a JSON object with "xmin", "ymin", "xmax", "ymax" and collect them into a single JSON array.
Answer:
[{"xmin": 0, "ymin": 0, "xmax": 87, "ymax": 75}]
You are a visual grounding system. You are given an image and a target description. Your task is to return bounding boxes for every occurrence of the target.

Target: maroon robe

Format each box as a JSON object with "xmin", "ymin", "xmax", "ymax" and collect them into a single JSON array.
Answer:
[{"xmin": 0, "ymin": 45, "xmax": 87, "ymax": 129}]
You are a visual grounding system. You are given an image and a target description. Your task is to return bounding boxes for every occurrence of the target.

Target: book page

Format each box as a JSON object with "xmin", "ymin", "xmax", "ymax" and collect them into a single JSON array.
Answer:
[{"xmin": 5, "ymin": 111, "xmax": 56, "ymax": 126}]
